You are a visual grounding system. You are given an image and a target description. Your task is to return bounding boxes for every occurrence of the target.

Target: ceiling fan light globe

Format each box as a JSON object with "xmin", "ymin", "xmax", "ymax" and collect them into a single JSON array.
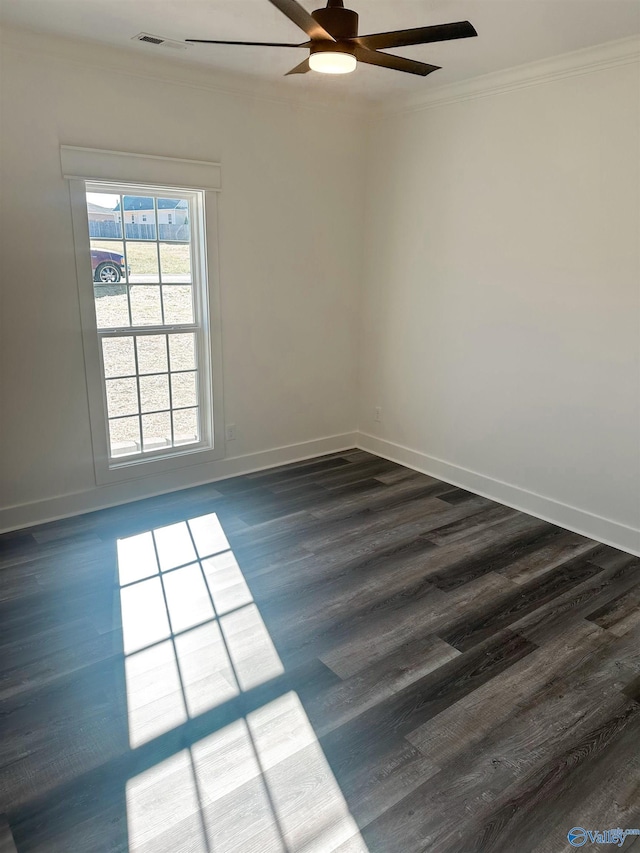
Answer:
[{"xmin": 309, "ymin": 51, "xmax": 357, "ymax": 74}]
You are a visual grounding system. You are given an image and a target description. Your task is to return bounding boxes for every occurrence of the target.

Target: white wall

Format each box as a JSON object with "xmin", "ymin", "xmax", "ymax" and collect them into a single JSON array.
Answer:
[
  {"xmin": 359, "ymin": 55, "xmax": 640, "ymax": 552},
  {"xmin": 0, "ymin": 28, "xmax": 365, "ymax": 526}
]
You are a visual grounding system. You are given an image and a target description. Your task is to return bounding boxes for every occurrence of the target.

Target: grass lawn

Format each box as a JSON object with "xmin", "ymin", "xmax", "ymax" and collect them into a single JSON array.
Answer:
[
  {"xmin": 91, "ymin": 239, "xmax": 191, "ymax": 277},
  {"xmin": 93, "ymin": 284, "xmax": 193, "ymax": 329}
]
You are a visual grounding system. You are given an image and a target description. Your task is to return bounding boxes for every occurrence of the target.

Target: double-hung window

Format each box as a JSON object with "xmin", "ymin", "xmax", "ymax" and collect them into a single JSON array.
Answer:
[{"xmin": 67, "ymin": 149, "xmax": 224, "ymax": 485}]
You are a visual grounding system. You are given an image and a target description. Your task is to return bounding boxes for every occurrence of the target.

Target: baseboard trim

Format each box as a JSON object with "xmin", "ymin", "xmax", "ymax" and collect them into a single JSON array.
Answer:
[
  {"xmin": 357, "ymin": 432, "xmax": 640, "ymax": 558},
  {"xmin": 4, "ymin": 430, "xmax": 638, "ymax": 559},
  {"xmin": 0, "ymin": 432, "xmax": 358, "ymax": 533}
]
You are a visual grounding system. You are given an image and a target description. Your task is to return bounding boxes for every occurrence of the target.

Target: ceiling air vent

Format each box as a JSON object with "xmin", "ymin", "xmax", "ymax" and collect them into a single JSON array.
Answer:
[{"xmin": 133, "ymin": 33, "xmax": 188, "ymax": 50}]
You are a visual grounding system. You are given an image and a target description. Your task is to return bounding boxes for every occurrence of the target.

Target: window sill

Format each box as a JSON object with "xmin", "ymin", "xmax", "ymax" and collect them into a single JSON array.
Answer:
[{"xmin": 94, "ymin": 441, "xmax": 225, "ymax": 485}]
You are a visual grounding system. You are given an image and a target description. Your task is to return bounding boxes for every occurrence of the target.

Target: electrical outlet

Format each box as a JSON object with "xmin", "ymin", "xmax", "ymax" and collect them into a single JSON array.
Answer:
[
  {"xmin": 374, "ymin": 407, "xmax": 382, "ymax": 422},
  {"xmin": 225, "ymin": 424, "xmax": 237, "ymax": 441}
]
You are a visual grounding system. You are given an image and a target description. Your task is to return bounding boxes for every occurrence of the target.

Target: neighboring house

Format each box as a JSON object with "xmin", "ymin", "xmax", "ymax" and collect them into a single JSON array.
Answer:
[
  {"xmin": 88, "ymin": 197, "xmax": 189, "ymax": 240},
  {"xmin": 86, "ymin": 201, "xmax": 119, "ymax": 223},
  {"xmin": 87, "ymin": 201, "xmax": 122, "ymax": 239},
  {"xmin": 114, "ymin": 196, "xmax": 189, "ymax": 226}
]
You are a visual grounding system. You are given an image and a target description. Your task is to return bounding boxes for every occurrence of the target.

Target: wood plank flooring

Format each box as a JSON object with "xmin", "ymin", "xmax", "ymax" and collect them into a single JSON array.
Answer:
[
  {"xmin": 0, "ymin": 817, "xmax": 17, "ymax": 853},
  {"xmin": 1, "ymin": 450, "xmax": 640, "ymax": 852}
]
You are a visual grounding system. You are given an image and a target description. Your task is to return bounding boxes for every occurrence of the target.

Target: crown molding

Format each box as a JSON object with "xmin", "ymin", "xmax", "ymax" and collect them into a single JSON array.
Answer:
[
  {"xmin": 0, "ymin": 24, "xmax": 373, "ymax": 118},
  {"xmin": 2, "ymin": 24, "xmax": 638, "ymax": 121},
  {"xmin": 372, "ymin": 34, "xmax": 640, "ymax": 119}
]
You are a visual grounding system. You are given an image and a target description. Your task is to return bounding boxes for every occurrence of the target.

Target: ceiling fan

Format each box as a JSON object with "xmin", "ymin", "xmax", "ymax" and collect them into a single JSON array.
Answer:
[{"xmin": 187, "ymin": 0, "xmax": 477, "ymax": 77}]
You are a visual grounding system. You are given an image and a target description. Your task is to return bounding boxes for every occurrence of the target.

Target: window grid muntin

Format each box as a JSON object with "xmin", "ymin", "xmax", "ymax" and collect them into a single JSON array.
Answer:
[
  {"xmin": 108, "ymin": 405, "xmax": 197, "ymax": 421},
  {"xmin": 164, "ymin": 333, "xmax": 174, "ymax": 446},
  {"xmin": 103, "ymin": 331, "xmax": 201, "ymax": 458},
  {"xmin": 87, "ymin": 181, "xmax": 209, "ymax": 465},
  {"xmin": 102, "ymin": 368, "xmax": 195, "ymax": 382},
  {"xmin": 90, "ymin": 189, "xmax": 194, "ymax": 332}
]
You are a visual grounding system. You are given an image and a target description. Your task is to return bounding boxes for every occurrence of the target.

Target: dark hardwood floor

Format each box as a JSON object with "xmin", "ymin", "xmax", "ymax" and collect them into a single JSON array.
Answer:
[{"xmin": 1, "ymin": 450, "xmax": 640, "ymax": 852}]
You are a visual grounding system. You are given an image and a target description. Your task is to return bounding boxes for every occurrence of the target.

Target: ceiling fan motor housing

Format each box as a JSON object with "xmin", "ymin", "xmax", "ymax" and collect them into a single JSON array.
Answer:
[
  {"xmin": 310, "ymin": 39, "xmax": 356, "ymax": 60},
  {"xmin": 312, "ymin": 1, "xmax": 359, "ymax": 40}
]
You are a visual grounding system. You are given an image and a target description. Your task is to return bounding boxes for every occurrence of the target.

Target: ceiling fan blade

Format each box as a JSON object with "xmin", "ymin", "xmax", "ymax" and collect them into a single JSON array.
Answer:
[
  {"xmin": 285, "ymin": 58, "xmax": 311, "ymax": 75},
  {"xmin": 186, "ymin": 39, "xmax": 307, "ymax": 47},
  {"xmin": 357, "ymin": 21, "xmax": 477, "ymax": 51},
  {"xmin": 354, "ymin": 48, "xmax": 440, "ymax": 77},
  {"xmin": 268, "ymin": 0, "xmax": 335, "ymax": 41}
]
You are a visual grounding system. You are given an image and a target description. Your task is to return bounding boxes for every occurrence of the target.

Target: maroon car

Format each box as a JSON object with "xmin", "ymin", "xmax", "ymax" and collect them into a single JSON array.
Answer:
[{"xmin": 91, "ymin": 248, "xmax": 127, "ymax": 283}]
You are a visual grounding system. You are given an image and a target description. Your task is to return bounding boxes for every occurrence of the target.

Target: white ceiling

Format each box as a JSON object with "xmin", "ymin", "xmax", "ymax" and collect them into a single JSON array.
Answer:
[{"xmin": 2, "ymin": 0, "xmax": 639, "ymax": 100}]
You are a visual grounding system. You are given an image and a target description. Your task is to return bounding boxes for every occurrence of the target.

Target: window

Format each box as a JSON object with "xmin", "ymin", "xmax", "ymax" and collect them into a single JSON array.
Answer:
[
  {"xmin": 82, "ymin": 181, "xmax": 213, "ymax": 471},
  {"xmin": 64, "ymin": 147, "xmax": 223, "ymax": 484}
]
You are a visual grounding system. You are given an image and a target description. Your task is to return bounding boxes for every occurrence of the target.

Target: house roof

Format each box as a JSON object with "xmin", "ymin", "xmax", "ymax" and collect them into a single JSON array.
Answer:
[
  {"xmin": 114, "ymin": 197, "xmax": 188, "ymax": 211},
  {"xmin": 87, "ymin": 202, "xmax": 117, "ymax": 215}
]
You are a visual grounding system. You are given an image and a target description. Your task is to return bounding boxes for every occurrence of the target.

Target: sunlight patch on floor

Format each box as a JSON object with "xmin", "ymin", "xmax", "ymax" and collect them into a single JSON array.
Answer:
[
  {"xmin": 118, "ymin": 514, "xmax": 284, "ymax": 748},
  {"xmin": 127, "ymin": 692, "xmax": 368, "ymax": 853},
  {"xmin": 120, "ymin": 512, "xmax": 369, "ymax": 852}
]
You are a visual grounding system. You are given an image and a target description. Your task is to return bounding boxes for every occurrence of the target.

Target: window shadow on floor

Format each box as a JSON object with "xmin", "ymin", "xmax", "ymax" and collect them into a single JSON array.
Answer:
[{"xmin": 8, "ymin": 510, "xmax": 370, "ymax": 852}]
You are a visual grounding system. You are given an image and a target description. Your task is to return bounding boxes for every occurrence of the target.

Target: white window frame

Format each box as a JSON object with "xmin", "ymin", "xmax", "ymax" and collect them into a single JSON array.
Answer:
[{"xmin": 65, "ymin": 148, "xmax": 225, "ymax": 486}]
